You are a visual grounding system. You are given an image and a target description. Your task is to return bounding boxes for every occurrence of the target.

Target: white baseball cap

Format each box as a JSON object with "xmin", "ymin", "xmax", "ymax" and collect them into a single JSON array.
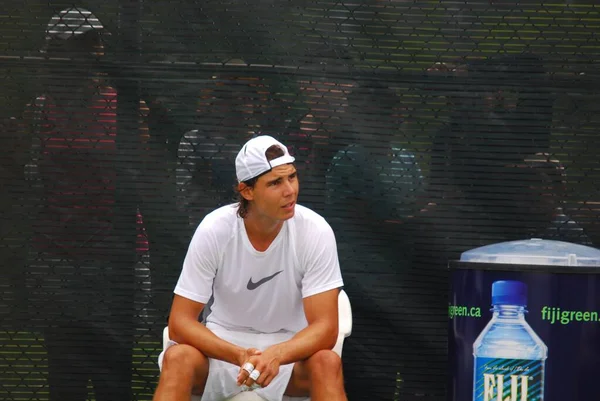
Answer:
[{"xmin": 235, "ymin": 135, "xmax": 295, "ymax": 182}]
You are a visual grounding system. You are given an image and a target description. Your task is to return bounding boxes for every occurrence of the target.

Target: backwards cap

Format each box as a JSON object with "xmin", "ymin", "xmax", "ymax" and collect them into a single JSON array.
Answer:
[{"xmin": 235, "ymin": 135, "xmax": 295, "ymax": 182}]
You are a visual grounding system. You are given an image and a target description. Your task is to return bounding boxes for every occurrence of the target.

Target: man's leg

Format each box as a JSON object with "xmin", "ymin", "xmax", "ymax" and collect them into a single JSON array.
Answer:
[
  {"xmin": 285, "ymin": 349, "xmax": 347, "ymax": 401},
  {"xmin": 153, "ymin": 344, "xmax": 210, "ymax": 401}
]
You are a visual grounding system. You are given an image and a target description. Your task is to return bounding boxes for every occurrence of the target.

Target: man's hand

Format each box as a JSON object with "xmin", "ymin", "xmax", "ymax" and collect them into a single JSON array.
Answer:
[
  {"xmin": 237, "ymin": 347, "xmax": 262, "ymax": 367},
  {"xmin": 236, "ymin": 348, "xmax": 282, "ymax": 389}
]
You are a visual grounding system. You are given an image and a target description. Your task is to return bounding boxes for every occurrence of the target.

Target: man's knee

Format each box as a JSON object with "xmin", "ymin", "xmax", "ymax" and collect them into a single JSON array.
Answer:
[
  {"xmin": 155, "ymin": 345, "xmax": 209, "ymax": 399},
  {"xmin": 286, "ymin": 350, "xmax": 345, "ymax": 397},
  {"xmin": 306, "ymin": 349, "xmax": 343, "ymax": 376},
  {"xmin": 162, "ymin": 344, "xmax": 208, "ymax": 375}
]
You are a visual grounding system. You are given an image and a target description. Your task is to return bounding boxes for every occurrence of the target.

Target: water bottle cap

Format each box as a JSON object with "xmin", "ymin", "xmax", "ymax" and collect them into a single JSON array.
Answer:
[{"xmin": 491, "ymin": 280, "xmax": 527, "ymax": 306}]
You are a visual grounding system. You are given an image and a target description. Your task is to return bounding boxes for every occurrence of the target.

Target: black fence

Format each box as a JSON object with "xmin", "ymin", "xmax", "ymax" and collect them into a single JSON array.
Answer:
[{"xmin": 2, "ymin": 1, "xmax": 600, "ymax": 400}]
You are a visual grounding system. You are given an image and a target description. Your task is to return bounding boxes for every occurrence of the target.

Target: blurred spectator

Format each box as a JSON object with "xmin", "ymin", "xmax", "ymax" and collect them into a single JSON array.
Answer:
[
  {"xmin": 0, "ymin": 115, "xmax": 31, "ymax": 329},
  {"xmin": 322, "ymin": 77, "xmax": 428, "ymax": 399},
  {"xmin": 325, "ymin": 143, "xmax": 428, "ymax": 399},
  {"xmin": 23, "ymin": 8, "xmax": 137, "ymax": 401},
  {"xmin": 401, "ymin": 52, "xmax": 586, "ymax": 396}
]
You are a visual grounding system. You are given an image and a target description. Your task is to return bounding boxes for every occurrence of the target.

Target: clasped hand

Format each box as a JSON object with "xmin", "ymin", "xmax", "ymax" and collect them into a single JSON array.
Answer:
[{"xmin": 236, "ymin": 347, "xmax": 281, "ymax": 389}]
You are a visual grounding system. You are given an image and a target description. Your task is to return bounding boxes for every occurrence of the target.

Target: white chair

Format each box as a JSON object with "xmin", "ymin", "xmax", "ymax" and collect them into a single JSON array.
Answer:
[{"xmin": 162, "ymin": 289, "xmax": 353, "ymax": 401}]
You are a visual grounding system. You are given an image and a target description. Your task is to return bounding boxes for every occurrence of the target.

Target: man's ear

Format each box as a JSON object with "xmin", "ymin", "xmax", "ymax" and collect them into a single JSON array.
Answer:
[{"xmin": 237, "ymin": 183, "xmax": 254, "ymax": 201}]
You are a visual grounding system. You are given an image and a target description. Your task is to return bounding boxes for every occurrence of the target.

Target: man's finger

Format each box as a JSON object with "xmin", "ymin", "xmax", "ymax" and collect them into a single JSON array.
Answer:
[
  {"xmin": 256, "ymin": 372, "xmax": 269, "ymax": 388},
  {"xmin": 244, "ymin": 368, "xmax": 261, "ymax": 387},
  {"xmin": 241, "ymin": 361, "xmax": 255, "ymax": 374},
  {"xmin": 261, "ymin": 374, "xmax": 273, "ymax": 388},
  {"xmin": 237, "ymin": 368, "xmax": 251, "ymax": 386},
  {"xmin": 237, "ymin": 362, "xmax": 254, "ymax": 386},
  {"xmin": 243, "ymin": 376, "xmax": 255, "ymax": 387}
]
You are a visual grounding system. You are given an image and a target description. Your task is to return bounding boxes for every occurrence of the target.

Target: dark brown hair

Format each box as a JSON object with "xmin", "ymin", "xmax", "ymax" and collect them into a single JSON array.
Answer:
[{"xmin": 236, "ymin": 144, "xmax": 287, "ymax": 218}]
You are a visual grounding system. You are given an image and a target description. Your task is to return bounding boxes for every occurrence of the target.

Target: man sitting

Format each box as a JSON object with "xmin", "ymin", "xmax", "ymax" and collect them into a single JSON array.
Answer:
[{"xmin": 153, "ymin": 135, "xmax": 347, "ymax": 401}]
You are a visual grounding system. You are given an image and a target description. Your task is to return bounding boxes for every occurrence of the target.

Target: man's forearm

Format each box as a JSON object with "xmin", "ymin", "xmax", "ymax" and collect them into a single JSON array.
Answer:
[
  {"xmin": 266, "ymin": 320, "xmax": 337, "ymax": 365},
  {"xmin": 169, "ymin": 317, "xmax": 244, "ymax": 366}
]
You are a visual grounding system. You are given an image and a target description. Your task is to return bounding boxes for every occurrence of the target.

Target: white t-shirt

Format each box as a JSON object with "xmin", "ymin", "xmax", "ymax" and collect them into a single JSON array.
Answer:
[{"xmin": 174, "ymin": 203, "xmax": 344, "ymax": 333}]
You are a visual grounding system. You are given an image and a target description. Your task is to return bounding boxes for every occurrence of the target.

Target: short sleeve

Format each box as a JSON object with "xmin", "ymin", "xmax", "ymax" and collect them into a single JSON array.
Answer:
[
  {"xmin": 174, "ymin": 221, "xmax": 219, "ymax": 304},
  {"xmin": 301, "ymin": 220, "xmax": 344, "ymax": 298}
]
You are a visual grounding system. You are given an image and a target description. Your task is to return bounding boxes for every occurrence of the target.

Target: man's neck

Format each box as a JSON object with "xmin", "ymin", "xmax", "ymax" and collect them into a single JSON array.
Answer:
[{"xmin": 243, "ymin": 214, "xmax": 284, "ymax": 252}]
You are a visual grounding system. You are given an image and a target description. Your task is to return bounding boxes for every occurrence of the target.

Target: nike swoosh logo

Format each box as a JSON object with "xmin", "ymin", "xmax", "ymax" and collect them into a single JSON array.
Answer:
[{"xmin": 247, "ymin": 270, "xmax": 284, "ymax": 290}]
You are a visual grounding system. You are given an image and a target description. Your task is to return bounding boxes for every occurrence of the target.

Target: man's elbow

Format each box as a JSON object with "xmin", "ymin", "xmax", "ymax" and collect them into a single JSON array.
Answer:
[
  {"xmin": 325, "ymin": 334, "xmax": 338, "ymax": 351},
  {"xmin": 167, "ymin": 314, "xmax": 193, "ymax": 343},
  {"xmin": 167, "ymin": 315, "xmax": 179, "ymax": 342},
  {"xmin": 322, "ymin": 322, "xmax": 339, "ymax": 350}
]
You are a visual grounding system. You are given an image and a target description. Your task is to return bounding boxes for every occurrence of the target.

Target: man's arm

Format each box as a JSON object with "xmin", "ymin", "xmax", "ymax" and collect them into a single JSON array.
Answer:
[
  {"xmin": 236, "ymin": 288, "xmax": 340, "ymax": 387},
  {"xmin": 265, "ymin": 218, "xmax": 344, "ymax": 364},
  {"xmin": 265, "ymin": 288, "xmax": 340, "ymax": 365},
  {"xmin": 168, "ymin": 294, "xmax": 252, "ymax": 366}
]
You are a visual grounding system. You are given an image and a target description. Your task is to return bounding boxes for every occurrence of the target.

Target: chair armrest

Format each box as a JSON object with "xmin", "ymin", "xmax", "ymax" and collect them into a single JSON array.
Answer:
[
  {"xmin": 338, "ymin": 289, "xmax": 353, "ymax": 337},
  {"xmin": 332, "ymin": 289, "xmax": 353, "ymax": 357},
  {"xmin": 162, "ymin": 326, "xmax": 170, "ymax": 352}
]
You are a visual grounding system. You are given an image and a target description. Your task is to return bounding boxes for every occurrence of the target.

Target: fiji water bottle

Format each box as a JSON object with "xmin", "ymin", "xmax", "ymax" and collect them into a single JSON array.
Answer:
[{"xmin": 473, "ymin": 280, "xmax": 547, "ymax": 401}]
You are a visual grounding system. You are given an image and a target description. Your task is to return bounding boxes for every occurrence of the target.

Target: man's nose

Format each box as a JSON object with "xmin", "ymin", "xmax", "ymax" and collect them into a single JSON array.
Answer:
[{"xmin": 282, "ymin": 180, "xmax": 295, "ymax": 196}]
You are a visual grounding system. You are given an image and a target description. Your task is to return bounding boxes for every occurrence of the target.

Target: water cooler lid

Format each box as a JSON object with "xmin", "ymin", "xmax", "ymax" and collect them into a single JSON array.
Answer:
[{"xmin": 460, "ymin": 238, "xmax": 600, "ymax": 266}]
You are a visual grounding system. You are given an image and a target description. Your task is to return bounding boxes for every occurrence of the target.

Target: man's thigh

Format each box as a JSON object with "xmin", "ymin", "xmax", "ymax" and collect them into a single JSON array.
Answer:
[
  {"xmin": 161, "ymin": 343, "xmax": 209, "ymax": 396},
  {"xmin": 284, "ymin": 360, "xmax": 310, "ymax": 397},
  {"xmin": 191, "ymin": 352, "xmax": 209, "ymax": 396}
]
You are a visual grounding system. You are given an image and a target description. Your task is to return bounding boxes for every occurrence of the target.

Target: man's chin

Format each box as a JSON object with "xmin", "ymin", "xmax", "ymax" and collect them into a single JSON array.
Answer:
[{"xmin": 281, "ymin": 204, "xmax": 296, "ymax": 219}]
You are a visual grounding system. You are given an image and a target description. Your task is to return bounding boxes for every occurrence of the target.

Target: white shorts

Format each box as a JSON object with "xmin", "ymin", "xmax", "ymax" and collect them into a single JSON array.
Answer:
[{"xmin": 158, "ymin": 322, "xmax": 309, "ymax": 401}]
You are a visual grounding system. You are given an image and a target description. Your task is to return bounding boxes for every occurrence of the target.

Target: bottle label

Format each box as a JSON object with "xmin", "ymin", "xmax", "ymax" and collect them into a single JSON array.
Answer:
[{"xmin": 473, "ymin": 357, "xmax": 544, "ymax": 401}]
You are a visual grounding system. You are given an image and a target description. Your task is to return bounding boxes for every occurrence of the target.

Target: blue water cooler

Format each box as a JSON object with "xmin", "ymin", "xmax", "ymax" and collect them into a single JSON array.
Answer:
[{"xmin": 448, "ymin": 238, "xmax": 600, "ymax": 401}]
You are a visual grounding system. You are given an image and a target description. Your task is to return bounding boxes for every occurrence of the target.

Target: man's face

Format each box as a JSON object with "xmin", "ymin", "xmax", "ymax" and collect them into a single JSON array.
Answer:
[{"xmin": 247, "ymin": 164, "xmax": 299, "ymax": 222}]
